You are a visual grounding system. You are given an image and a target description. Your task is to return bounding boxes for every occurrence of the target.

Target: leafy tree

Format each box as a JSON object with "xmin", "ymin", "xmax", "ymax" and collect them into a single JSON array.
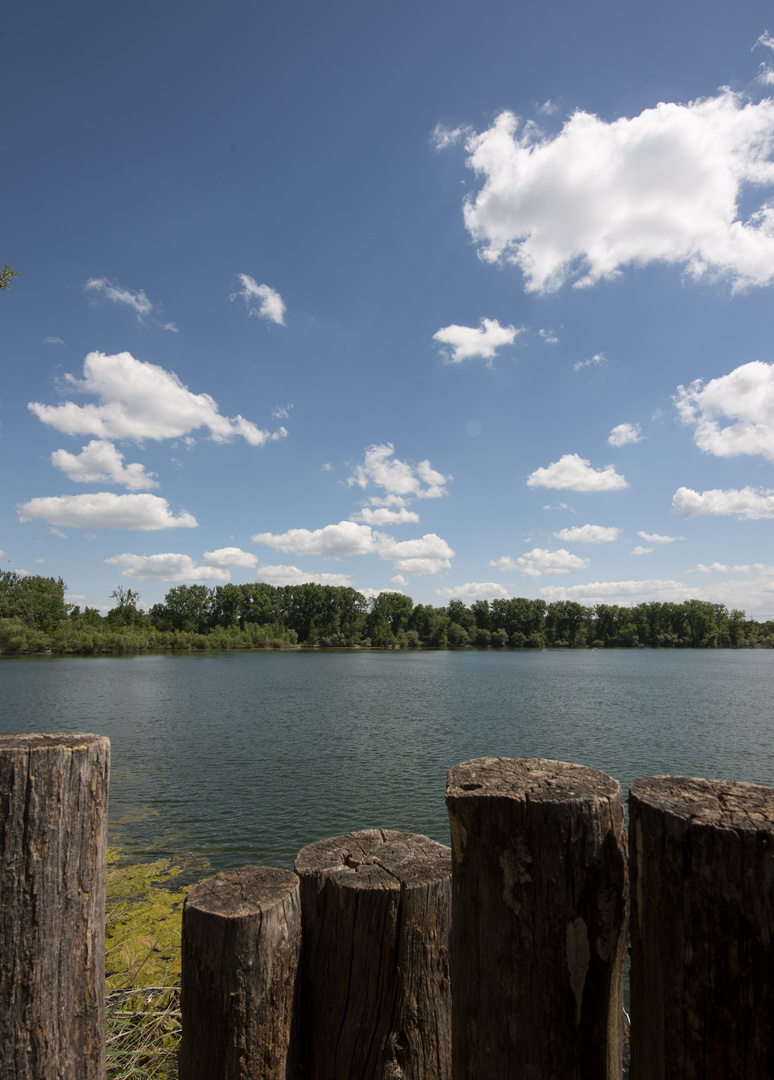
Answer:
[
  {"xmin": 0, "ymin": 571, "xmax": 69, "ymax": 630},
  {"xmin": 0, "ymin": 262, "xmax": 20, "ymax": 296},
  {"xmin": 107, "ymin": 587, "xmax": 144, "ymax": 627}
]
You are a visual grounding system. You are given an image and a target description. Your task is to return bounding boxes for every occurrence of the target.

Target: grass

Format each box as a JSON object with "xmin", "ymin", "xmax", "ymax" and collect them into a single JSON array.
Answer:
[{"xmin": 105, "ymin": 848, "xmax": 208, "ymax": 1080}]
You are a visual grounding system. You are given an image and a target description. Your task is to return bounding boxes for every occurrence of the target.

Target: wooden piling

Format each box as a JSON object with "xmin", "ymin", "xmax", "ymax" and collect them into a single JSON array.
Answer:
[
  {"xmin": 179, "ymin": 866, "xmax": 301, "ymax": 1080},
  {"xmin": 0, "ymin": 732, "xmax": 110, "ymax": 1080},
  {"xmin": 295, "ymin": 828, "xmax": 452, "ymax": 1080},
  {"xmin": 446, "ymin": 757, "xmax": 629, "ymax": 1080},
  {"xmin": 629, "ymin": 775, "xmax": 774, "ymax": 1080}
]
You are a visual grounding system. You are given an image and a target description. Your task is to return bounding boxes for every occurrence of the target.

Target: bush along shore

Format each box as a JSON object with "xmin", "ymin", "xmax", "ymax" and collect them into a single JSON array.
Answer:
[{"xmin": 2, "ymin": 571, "xmax": 773, "ymax": 655}]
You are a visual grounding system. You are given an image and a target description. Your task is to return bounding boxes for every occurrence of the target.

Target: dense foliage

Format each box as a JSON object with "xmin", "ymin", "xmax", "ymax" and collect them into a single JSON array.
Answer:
[{"xmin": 1, "ymin": 570, "xmax": 772, "ymax": 655}]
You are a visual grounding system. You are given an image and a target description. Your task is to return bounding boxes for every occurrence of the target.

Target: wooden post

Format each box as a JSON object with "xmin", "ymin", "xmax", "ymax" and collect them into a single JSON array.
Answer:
[
  {"xmin": 179, "ymin": 866, "xmax": 301, "ymax": 1080},
  {"xmin": 0, "ymin": 732, "xmax": 110, "ymax": 1080},
  {"xmin": 295, "ymin": 828, "xmax": 452, "ymax": 1080},
  {"xmin": 446, "ymin": 757, "xmax": 629, "ymax": 1080},
  {"xmin": 629, "ymin": 775, "xmax": 774, "ymax": 1080}
]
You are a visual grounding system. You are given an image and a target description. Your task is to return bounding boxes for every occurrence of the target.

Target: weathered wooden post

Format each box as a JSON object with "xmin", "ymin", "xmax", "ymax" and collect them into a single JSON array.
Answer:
[
  {"xmin": 179, "ymin": 866, "xmax": 301, "ymax": 1080},
  {"xmin": 0, "ymin": 732, "xmax": 110, "ymax": 1080},
  {"xmin": 446, "ymin": 757, "xmax": 629, "ymax": 1080},
  {"xmin": 629, "ymin": 775, "xmax": 774, "ymax": 1080},
  {"xmin": 295, "ymin": 828, "xmax": 452, "ymax": 1080}
]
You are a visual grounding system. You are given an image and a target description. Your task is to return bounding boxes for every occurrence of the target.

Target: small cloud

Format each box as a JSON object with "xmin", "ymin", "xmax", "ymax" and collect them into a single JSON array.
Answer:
[
  {"xmin": 201, "ymin": 547, "xmax": 258, "ymax": 569},
  {"xmin": 273, "ymin": 404, "xmax": 293, "ymax": 419},
  {"xmin": 51, "ymin": 440, "xmax": 159, "ymax": 491},
  {"xmin": 18, "ymin": 493, "xmax": 198, "ymax": 531},
  {"xmin": 431, "ymin": 123, "xmax": 471, "ymax": 150},
  {"xmin": 672, "ymin": 486, "xmax": 774, "ymax": 520},
  {"xmin": 350, "ymin": 507, "xmax": 420, "ymax": 526},
  {"xmin": 608, "ymin": 422, "xmax": 642, "ymax": 447},
  {"xmin": 539, "ymin": 328, "xmax": 559, "ymax": 344},
  {"xmin": 436, "ymin": 582, "xmax": 510, "ymax": 603},
  {"xmin": 537, "ymin": 100, "xmax": 558, "ymax": 116},
  {"xmin": 637, "ymin": 531, "xmax": 681, "ymax": 544},
  {"xmin": 433, "ymin": 318, "xmax": 521, "ymax": 364},
  {"xmin": 48, "ymin": 527, "xmax": 67, "ymax": 539},
  {"xmin": 85, "ymin": 277, "xmax": 153, "ymax": 316},
  {"xmin": 527, "ymin": 453, "xmax": 628, "ymax": 492},
  {"xmin": 688, "ymin": 562, "xmax": 751, "ymax": 574},
  {"xmin": 105, "ymin": 552, "xmax": 230, "ymax": 583},
  {"xmin": 554, "ymin": 524, "xmax": 621, "ymax": 543},
  {"xmin": 349, "ymin": 444, "xmax": 450, "ymax": 500},
  {"xmin": 34, "ymin": 558, "xmax": 45, "ymax": 564},
  {"xmin": 391, "ymin": 575, "xmax": 409, "ymax": 588},
  {"xmin": 231, "ymin": 274, "xmax": 286, "ymax": 325},
  {"xmin": 162, "ymin": 322, "xmax": 179, "ymax": 333},
  {"xmin": 256, "ymin": 564, "xmax": 353, "ymax": 588},
  {"xmin": 45, "ymin": 336, "xmax": 65, "ymax": 345},
  {"xmin": 491, "ymin": 547, "xmax": 589, "ymax": 578},
  {"xmin": 252, "ymin": 521, "xmax": 377, "ymax": 558},
  {"xmin": 574, "ymin": 352, "xmax": 608, "ymax": 372},
  {"xmin": 321, "ymin": 463, "xmax": 333, "ymax": 472},
  {"xmin": 631, "ymin": 545, "xmax": 654, "ymax": 555}
]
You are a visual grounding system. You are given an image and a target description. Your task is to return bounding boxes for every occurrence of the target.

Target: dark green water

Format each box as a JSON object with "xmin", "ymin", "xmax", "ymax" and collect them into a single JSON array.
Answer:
[{"xmin": 1, "ymin": 648, "xmax": 772, "ymax": 870}]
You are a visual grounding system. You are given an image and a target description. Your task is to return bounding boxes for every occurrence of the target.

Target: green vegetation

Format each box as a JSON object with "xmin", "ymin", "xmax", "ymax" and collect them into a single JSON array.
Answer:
[
  {"xmin": 105, "ymin": 848, "xmax": 207, "ymax": 1079},
  {"xmin": 1, "ymin": 569, "xmax": 772, "ymax": 655},
  {"xmin": 0, "ymin": 261, "xmax": 20, "ymax": 295}
]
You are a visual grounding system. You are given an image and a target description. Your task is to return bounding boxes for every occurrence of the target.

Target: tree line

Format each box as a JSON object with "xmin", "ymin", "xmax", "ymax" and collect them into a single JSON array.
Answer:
[{"xmin": 1, "ymin": 570, "xmax": 772, "ymax": 655}]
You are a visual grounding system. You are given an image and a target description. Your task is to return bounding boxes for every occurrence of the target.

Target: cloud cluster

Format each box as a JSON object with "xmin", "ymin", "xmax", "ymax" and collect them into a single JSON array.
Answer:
[
  {"xmin": 85, "ymin": 278, "xmax": 153, "ymax": 315},
  {"xmin": 672, "ymin": 486, "xmax": 774, "ymax": 519},
  {"xmin": 51, "ymin": 440, "xmax": 159, "ymax": 491},
  {"xmin": 433, "ymin": 318, "xmax": 520, "ymax": 363},
  {"xmin": 436, "ymin": 582, "xmax": 510, "ymax": 603},
  {"xmin": 527, "ymin": 453, "xmax": 628, "ymax": 492},
  {"xmin": 18, "ymin": 493, "xmax": 198, "ymax": 530},
  {"xmin": 637, "ymin": 531, "xmax": 680, "ymax": 544},
  {"xmin": 231, "ymin": 274, "xmax": 286, "ymax": 325},
  {"xmin": 554, "ymin": 524, "xmax": 621, "ymax": 543},
  {"xmin": 458, "ymin": 91, "xmax": 774, "ymax": 293},
  {"xmin": 252, "ymin": 520, "xmax": 454, "ymax": 576},
  {"xmin": 608, "ymin": 423, "xmax": 642, "ymax": 447},
  {"xmin": 29, "ymin": 352, "xmax": 285, "ymax": 446},
  {"xmin": 348, "ymin": 444, "xmax": 449, "ymax": 503},
  {"xmin": 491, "ymin": 547, "xmax": 590, "ymax": 578},
  {"xmin": 675, "ymin": 360, "xmax": 774, "ymax": 461},
  {"xmin": 105, "ymin": 552, "xmax": 231, "ymax": 582}
]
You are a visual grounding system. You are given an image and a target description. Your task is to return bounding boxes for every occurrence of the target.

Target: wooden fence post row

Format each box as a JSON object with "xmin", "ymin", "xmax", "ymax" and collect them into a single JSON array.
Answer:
[
  {"xmin": 0, "ymin": 732, "xmax": 110, "ymax": 1080},
  {"xmin": 3, "ymin": 737, "xmax": 774, "ymax": 1080}
]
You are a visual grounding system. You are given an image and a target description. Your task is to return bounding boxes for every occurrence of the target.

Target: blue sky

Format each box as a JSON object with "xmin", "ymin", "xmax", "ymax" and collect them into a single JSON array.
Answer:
[{"xmin": 4, "ymin": 0, "xmax": 774, "ymax": 618}]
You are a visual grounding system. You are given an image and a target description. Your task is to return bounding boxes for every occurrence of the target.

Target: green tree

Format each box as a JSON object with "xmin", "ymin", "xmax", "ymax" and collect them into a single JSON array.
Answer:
[
  {"xmin": 0, "ymin": 571, "xmax": 69, "ymax": 630},
  {"xmin": 0, "ymin": 262, "xmax": 20, "ymax": 295},
  {"xmin": 107, "ymin": 587, "xmax": 143, "ymax": 627}
]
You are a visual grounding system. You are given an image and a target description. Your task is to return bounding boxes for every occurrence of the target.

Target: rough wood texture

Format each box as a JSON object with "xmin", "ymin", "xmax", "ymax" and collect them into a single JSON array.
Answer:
[
  {"xmin": 294, "ymin": 828, "xmax": 452, "ymax": 1080},
  {"xmin": 446, "ymin": 757, "xmax": 629, "ymax": 1080},
  {"xmin": 629, "ymin": 775, "xmax": 774, "ymax": 1080},
  {"xmin": 0, "ymin": 732, "xmax": 110, "ymax": 1080},
  {"xmin": 179, "ymin": 866, "xmax": 301, "ymax": 1080}
]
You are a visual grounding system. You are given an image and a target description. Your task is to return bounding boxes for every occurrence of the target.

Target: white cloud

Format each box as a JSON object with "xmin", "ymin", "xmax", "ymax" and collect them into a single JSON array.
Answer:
[
  {"xmin": 350, "ymin": 507, "xmax": 421, "ymax": 525},
  {"xmin": 637, "ymin": 530, "xmax": 681, "ymax": 543},
  {"xmin": 348, "ymin": 444, "xmax": 449, "ymax": 500},
  {"xmin": 85, "ymin": 277, "xmax": 153, "ymax": 315},
  {"xmin": 17, "ymin": 493, "xmax": 198, "ymax": 530},
  {"xmin": 554, "ymin": 524, "xmax": 621, "ymax": 543},
  {"xmin": 50, "ymin": 440, "xmax": 159, "ymax": 491},
  {"xmin": 231, "ymin": 274, "xmax": 286, "ymax": 325},
  {"xmin": 273, "ymin": 404, "xmax": 293, "ymax": 419},
  {"xmin": 675, "ymin": 360, "xmax": 774, "ymax": 461},
  {"xmin": 48, "ymin": 527, "xmax": 67, "ymax": 538},
  {"xmin": 105, "ymin": 552, "xmax": 230, "ymax": 583},
  {"xmin": 527, "ymin": 453, "xmax": 628, "ymax": 492},
  {"xmin": 631, "ymin": 545, "xmax": 654, "ymax": 555},
  {"xmin": 29, "ymin": 351, "xmax": 285, "ymax": 446},
  {"xmin": 431, "ymin": 123, "xmax": 471, "ymax": 150},
  {"xmin": 201, "ymin": 547, "xmax": 258, "ymax": 569},
  {"xmin": 492, "ymin": 547, "xmax": 590, "ymax": 578},
  {"xmin": 754, "ymin": 32, "xmax": 774, "ymax": 85},
  {"xmin": 608, "ymin": 423, "xmax": 642, "ymax": 447},
  {"xmin": 252, "ymin": 521, "xmax": 377, "ymax": 558},
  {"xmin": 433, "ymin": 318, "xmax": 521, "ymax": 363},
  {"xmin": 672, "ymin": 485, "xmax": 774, "ymax": 520},
  {"xmin": 540, "ymin": 328, "xmax": 559, "ymax": 344},
  {"xmin": 688, "ymin": 562, "xmax": 751, "ymax": 573},
  {"xmin": 45, "ymin": 336, "xmax": 65, "ymax": 345},
  {"xmin": 458, "ymin": 91, "xmax": 774, "ymax": 294},
  {"xmin": 436, "ymin": 582, "xmax": 510, "ymax": 603},
  {"xmin": 574, "ymin": 352, "xmax": 608, "ymax": 371},
  {"xmin": 391, "ymin": 575, "xmax": 409, "ymax": 588},
  {"xmin": 162, "ymin": 322, "xmax": 178, "ymax": 333},
  {"xmin": 376, "ymin": 533, "xmax": 454, "ymax": 575},
  {"xmin": 256, "ymin": 565, "xmax": 353, "ymax": 588}
]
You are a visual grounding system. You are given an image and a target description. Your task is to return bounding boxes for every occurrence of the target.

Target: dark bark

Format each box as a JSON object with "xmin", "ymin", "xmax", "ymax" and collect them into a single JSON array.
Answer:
[
  {"xmin": 629, "ymin": 775, "xmax": 774, "ymax": 1080},
  {"xmin": 446, "ymin": 757, "xmax": 629, "ymax": 1080},
  {"xmin": 295, "ymin": 828, "xmax": 452, "ymax": 1080},
  {"xmin": 179, "ymin": 866, "xmax": 301, "ymax": 1080},
  {"xmin": 0, "ymin": 732, "xmax": 109, "ymax": 1080}
]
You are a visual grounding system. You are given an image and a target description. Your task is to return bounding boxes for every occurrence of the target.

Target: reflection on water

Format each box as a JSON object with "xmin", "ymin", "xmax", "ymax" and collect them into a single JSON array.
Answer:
[{"xmin": 1, "ymin": 648, "xmax": 772, "ymax": 870}]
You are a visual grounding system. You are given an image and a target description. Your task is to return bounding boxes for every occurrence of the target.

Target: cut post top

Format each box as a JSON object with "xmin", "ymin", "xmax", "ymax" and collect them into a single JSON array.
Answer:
[
  {"xmin": 630, "ymin": 775, "xmax": 774, "ymax": 833},
  {"xmin": 447, "ymin": 757, "xmax": 622, "ymax": 805},
  {"xmin": 295, "ymin": 828, "xmax": 451, "ymax": 890},
  {"xmin": 0, "ymin": 732, "xmax": 109, "ymax": 751},
  {"xmin": 184, "ymin": 866, "xmax": 299, "ymax": 919}
]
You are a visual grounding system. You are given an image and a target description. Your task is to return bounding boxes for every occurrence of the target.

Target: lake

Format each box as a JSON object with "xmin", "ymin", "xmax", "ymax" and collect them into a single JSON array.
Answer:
[{"xmin": 1, "ymin": 648, "xmax": 772, "ymax": 872}]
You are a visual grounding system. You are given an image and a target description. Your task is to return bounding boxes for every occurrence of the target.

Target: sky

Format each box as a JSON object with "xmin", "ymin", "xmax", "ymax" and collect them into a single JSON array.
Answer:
[{"xmin": 3, "ymin": 0, "xmax": 774, "ymax": 619}]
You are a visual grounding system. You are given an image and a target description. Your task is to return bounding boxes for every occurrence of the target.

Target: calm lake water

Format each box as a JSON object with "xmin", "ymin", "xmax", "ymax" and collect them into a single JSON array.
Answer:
[{"xmin": 2, "ymin": 648, "xmax": 773, "ymax": 872}]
